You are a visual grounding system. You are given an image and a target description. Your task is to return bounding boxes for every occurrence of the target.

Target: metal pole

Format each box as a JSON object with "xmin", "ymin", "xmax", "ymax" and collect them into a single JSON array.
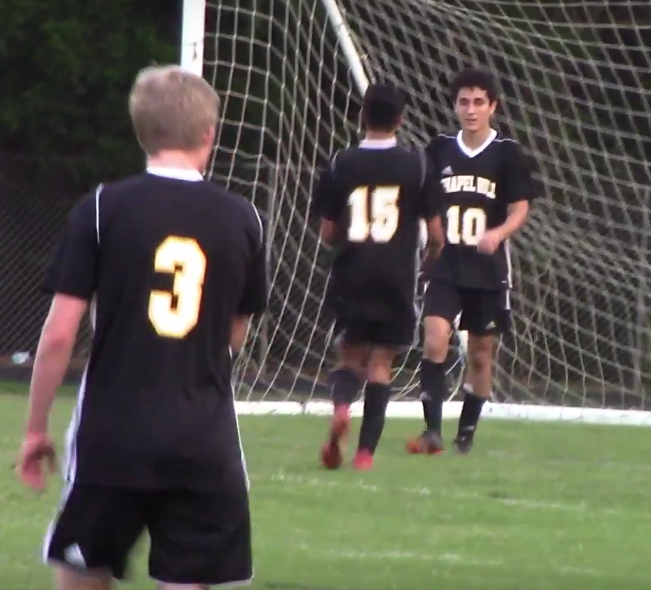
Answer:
[
  {"xmin": 258, "ymin": 160, "xmax": 278, "ymax": 377},
  {"xmin": 633, "ymin": 188, "xmax": 650, "ymax": 395},
  {"xmin": 180, "ymin": 0, "xmax": 206, "ymax": 75},
  {"xmin": 319, "ymin": 0, "xmax": 371, "ymax": 95}
]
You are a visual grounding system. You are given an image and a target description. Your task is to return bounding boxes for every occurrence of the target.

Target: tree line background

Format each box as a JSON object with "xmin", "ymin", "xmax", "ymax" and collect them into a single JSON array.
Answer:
[{"xmin": 0, "ymin": 0, "xmax": 650, "ymax": 407}]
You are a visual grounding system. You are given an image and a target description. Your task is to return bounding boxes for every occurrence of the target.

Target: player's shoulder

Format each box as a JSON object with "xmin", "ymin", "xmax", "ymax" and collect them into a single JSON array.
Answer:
[
  {"xmin": 101, "ymin": 171, "xmax": 217, "ymax": 199},
  {"xmin": 101, "ymin": 172, "xmax": 262, "ymax": 243},
  {"xmin": 425, "ymin": 132, "xmax": 456, "ymax": 157},
  {"xmin": 493, "ymin": 132, "xmax": 524, "ymax": 154},
  {"xmin": 492, "ymin": 134, "xmax": 532, "ymax": 173},
  {"xmin": 334, "ymin": 143, "xmax": 421, "ymax": 178}
]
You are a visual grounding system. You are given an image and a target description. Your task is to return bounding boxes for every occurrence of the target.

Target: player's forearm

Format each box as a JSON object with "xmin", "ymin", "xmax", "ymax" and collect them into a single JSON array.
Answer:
[
  {"xmin": 230, "ymin": 315, "xmax": 250, "ymax": 353},
  {"xmin": 495, "ymin": 201, "xmax": 529, "ymax": 242},
  {"xmin": 25, "ymin": 334, "xmax": 75, "ymax": 434},
  {"xmin": 425, "ymin": 239, "xmax": 443, "ymax": 262},
  {"xmin": 320, "ymin": 219, "xmax": 337, "ymax": 244},
  {"xmin": 425, "ymin": 217, "xmax": 444, "ymax": 260}
]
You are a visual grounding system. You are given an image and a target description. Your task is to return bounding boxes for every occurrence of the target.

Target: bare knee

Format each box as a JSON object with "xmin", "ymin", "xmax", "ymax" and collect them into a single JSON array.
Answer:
[
  {"xmin": 423, "ymin": 317, "xmax": 451, "ymax": 363},
  {"xmin": 366, "ymin": 347, "xmax": 396, "ymax": 383},
  {"xmin": 55, "ymin": 567, "xmax": 113, "ymax": 590},
  {"xmin": 467, "ymin": 335, "xmax": 494, "ymax": 375},
  {"xmin": 335, "ymin": 341, "xmax": 368, "ymax": 379},
  {"xmin": 465, "ymin": 335, "xmax": 495, "ymax": 398},
  {"xmin": 467, "ymin": 350, "xmax": 492, "ymax": 376}
]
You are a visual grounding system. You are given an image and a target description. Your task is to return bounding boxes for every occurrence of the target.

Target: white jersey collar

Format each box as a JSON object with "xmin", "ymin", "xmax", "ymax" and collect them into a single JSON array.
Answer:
[
  {"xmin": 146, "ymin": 167, "xmax": 204, "ymax": 182},
  {"xmin": 456, "ymin": 129, "xmax": 497, "ymax": 158},
  {"xmin": 359, "ymin": 138, "xmax": 398, "ymax": 149}
]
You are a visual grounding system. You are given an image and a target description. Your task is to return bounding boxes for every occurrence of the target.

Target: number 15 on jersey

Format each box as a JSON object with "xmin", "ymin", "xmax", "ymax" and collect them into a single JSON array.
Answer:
[{"xmin": 347, "ymin": 186, "xmax": 400, "ymax": 243}]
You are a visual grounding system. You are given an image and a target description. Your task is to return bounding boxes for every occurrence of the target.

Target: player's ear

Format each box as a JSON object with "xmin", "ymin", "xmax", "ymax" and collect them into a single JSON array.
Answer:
[
  {"xmin": 203, "ymin": 126, "xmax": 216, "ymax": 148},
  {"xmin": 488, "ymin": 99, "xmax": 498, "ymax": 117}
]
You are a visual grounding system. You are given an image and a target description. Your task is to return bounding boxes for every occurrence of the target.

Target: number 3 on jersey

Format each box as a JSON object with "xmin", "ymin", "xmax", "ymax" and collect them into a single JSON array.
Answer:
[
  {"xmin": 348, "ymin": 186, "xmax": 400, "ymax": 243},
  {"xmin": 446, "ymin": 205, "xmax": 486, "ymax": 246},
  {"xmin": 148, "ymin": 236, "xmax": 207, "ymax": 338}
]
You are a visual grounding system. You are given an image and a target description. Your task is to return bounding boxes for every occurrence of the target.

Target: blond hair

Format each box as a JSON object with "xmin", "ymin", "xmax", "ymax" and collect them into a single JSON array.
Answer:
[{"xmin": 129, "ymin": 65, "xmax": 220, "ymax": 155}]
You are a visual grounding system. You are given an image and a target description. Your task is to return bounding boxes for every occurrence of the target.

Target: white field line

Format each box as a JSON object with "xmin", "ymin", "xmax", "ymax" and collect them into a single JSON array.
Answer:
[
  {"xmin": 252, "ymin": 472, "xmax": 651, "ymax": 520},
  {"xmin": 293, "ymin": 545, "xmax": 502, "ymax": 568},
  {"xmin": 292, "ymin": 546, "xmax": 622, "ymax": 579}
]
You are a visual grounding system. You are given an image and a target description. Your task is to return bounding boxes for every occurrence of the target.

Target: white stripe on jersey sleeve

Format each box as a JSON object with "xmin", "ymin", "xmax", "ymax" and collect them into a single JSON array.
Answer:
[{"xmin": 94, "ymin": 184, "xmax": 104, "ymax": 246}]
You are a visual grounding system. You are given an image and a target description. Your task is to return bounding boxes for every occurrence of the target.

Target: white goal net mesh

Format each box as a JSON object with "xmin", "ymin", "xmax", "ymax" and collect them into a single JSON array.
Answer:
[{"xmin": 200, "ymin": 0, "xmax": 651, "ymax": 410}]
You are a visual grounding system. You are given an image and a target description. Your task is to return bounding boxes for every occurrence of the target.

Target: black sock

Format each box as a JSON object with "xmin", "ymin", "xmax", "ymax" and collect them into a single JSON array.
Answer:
[
  {"xmin": 329, "ymin": 367, "xmax": 361, "ymax": 407},
  {"xmin": 458, "ymin": 386, "xmax": 487, "ymax": 437},
  {"xmin": 358, "ymin": 382, "xmax": 391, "ymax": 454},
  {"xmin": 420, "ymin": 359, "xmax": 446, "ymax": 434}
]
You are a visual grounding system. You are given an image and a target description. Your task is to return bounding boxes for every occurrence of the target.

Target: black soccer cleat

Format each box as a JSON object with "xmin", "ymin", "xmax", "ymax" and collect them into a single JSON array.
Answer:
[{"xmin": 453, "ymin": 435, "xmax": 474, "ymax": 455}]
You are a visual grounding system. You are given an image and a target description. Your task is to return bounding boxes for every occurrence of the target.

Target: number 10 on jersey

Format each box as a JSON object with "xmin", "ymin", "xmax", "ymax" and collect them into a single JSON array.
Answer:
[
  {"xmin": 446, "ymin": 205, "xmax": 487, "ymax": 246},
  {"xmin": 347, "ymin": 186, "xmax": 400, "ymax": 243}
]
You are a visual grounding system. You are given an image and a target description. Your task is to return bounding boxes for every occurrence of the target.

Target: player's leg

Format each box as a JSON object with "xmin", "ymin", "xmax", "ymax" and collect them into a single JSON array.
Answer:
[
  {"xmin": 406, "ymin": 282, "xmax": 460, "ymax": 454},
  {"xmin": 353, "ymin": 344, "xmax": 396, "ymax": 470},
  {"xmin": 44, "ymin": 484, "xmax": 145, "ymax": 590},
  {"xmin": 321, "ymin": 321, "xmax": 369, "ymax": 469},
  {"xmin": 148, "ymin": 487, "xmax": 252, "ymax": 589},
  {"xmin": 454, "ymin": 288, "xmax": 509, "ymax": 453},
  {"xmin": 54, "ymin": 571, "xmax": 112, "ymax": 590}
]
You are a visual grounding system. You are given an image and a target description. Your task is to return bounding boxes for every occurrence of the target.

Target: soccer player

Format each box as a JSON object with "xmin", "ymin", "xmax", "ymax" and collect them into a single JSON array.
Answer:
[
  {"xmin": 16, "ymin": 65, "xmax": 266, "ymax": 590},
  {"xmin": 312, "ymin": 83, "xmax": 443, "ymax": 471},
  {"xmin": 407, "ymin": 68, "xmax": 535, "ymax": 455}
]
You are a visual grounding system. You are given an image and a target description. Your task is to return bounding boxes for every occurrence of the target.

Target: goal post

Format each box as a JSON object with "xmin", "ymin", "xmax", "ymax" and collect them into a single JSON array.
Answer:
[
  {"xmin": 179, "ymin": 0, "xmax": 205, "ymax": 76},
  {"xmin": 181, "ymin": 0, "xmax": 651, "ymax": 425}
]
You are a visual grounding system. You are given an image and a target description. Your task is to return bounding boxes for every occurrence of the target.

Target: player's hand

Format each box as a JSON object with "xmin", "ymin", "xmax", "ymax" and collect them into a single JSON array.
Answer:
[
  {"xmin": 16, "ymin": 432, "xmax": 57, "ymax": 492},
  {"xmin": 477, "ymin": 229, "xmax": 502, "ymax": 255}
]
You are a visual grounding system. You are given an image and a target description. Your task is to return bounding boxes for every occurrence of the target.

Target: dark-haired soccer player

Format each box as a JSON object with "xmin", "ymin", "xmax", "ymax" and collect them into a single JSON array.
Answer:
[
  {"xmin": 407, "ymin": 67, "xmax": 535, "ymax": 455},
  {"xmin": 312, "ymin": 83, "xmax": 443, "ymax": 471},
  {"xmin": 16, "ymin": 65, "xmax": 265, "ymax": 590}
]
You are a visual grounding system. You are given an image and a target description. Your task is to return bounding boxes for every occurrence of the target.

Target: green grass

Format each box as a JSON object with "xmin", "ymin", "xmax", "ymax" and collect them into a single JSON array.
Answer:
[{"xmin": 2, "ymin": 382, "xmax": 651, "ymax": 589}]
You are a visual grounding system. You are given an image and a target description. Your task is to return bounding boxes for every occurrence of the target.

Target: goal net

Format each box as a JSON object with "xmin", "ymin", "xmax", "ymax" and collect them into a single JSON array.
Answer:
[{"xmin": 188, "ymin": 0, "xmax": 651, "ymax": 421}]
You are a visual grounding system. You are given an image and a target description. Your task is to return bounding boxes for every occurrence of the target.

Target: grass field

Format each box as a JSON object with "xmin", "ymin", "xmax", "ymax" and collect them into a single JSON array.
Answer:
[{"xmin": 2, "ymin": 382, "xmax": 651, "ymax": 589}]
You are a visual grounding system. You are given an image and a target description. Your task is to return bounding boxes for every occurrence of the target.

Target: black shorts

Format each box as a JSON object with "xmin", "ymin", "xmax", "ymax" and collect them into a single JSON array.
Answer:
[
  {"xmin": 334, "ymin": 309, "xmax": 417, "ymax": 350},
  {"xmin": 43, "ymin": 482, "xmax": 252, "ymax": 585},
  {"xmin": 423, "ymin": 280, "xmax": 510, "ymax": 336}
]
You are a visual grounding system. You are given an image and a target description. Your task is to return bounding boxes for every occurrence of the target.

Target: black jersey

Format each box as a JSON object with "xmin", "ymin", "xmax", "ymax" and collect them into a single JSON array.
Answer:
[
  {"xmin": 312, "ymin": 139, "xmax": 440, "ymax": 321},
  {"xmin": 424, "ymin": 130, "xmax": 535, "ymax": 289},
  {"xmin": 43, "ymin": 168, "xmax": 267, "ymax": 492}
]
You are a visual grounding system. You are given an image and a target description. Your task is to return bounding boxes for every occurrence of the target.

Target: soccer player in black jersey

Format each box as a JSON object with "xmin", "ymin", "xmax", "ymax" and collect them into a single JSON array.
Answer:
[
  {"xmin": 312, "ymin": 83, "xmax": 443, "ymax": 470},
  {"xmin": 16, "ymin": 65, "xmax": 266, "ymax": 590},
  {"xmin": 406, "ymin": 68, "xmax": 536, "ymax": 455}
]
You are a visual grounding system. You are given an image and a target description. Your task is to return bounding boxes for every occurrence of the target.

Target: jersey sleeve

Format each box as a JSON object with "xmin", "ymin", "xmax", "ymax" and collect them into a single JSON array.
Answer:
[
  {"xmin": 503, "ymin": 141, "xmax": 536, "ymax": 203},
  {"xmin": 424, "ymin": 134, "xmax": 446, "ymax": 176},
  {"xmin": 417, "ymin": 149, "xmax": 442, "ymax": 220},
  {"xmin": 238, "ymin": 203, "xmax": 268, "ymax": 316},
  {"xmin": 310, "ymin": 153, "xmax": 346, "ymax": 221},
  {"xmin": 42, "ymin": 192, "xmax": 99, "ymax": 299}
]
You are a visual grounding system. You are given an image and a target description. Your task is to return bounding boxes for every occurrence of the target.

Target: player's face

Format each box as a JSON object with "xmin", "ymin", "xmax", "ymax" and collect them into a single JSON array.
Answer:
[{"xmin": 455, "ymin": 87, "xmax": 496, "ymax": 133}]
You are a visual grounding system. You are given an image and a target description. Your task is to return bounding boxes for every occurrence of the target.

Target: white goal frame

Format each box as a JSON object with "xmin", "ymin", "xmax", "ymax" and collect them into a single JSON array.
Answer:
[{"xmin": 179, "ymin": 0, "xmax": 651, "ymax": 426}]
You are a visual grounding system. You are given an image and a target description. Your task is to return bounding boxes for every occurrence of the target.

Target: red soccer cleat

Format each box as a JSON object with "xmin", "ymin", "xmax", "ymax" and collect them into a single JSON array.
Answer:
[
  {"xmin": 405, "ymin": 431, "xmax": 444, "ymax": 455},
  {"xmin": 320, "ymin": 404, "xmax": 350, "ymax": 470},
  {"xmin": 352, "ymin": 449, "xmax": 374, "ymax": 471}
]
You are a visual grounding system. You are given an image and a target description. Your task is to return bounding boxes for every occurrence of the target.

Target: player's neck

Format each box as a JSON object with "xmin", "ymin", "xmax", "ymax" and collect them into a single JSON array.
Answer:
[
  {"xmin": 460, "ymin": 127, "xmax": 494, "ymax": 150},
  {"xmin": 146, "ymin": 151, "xmax": 204, "ymax": 174},
  {"xmin": 364, "ymin": 131, "xmax": 397, "ymax": 142}
]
